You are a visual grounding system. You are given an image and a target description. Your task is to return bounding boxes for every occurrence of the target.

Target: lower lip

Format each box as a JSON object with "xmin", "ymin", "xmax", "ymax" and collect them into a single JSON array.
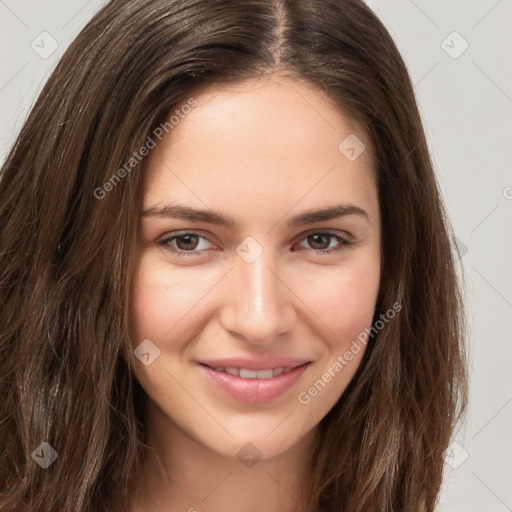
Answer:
[{"xmin": 199, "ymin": 363, "xmax": 311, "ymax": 404}]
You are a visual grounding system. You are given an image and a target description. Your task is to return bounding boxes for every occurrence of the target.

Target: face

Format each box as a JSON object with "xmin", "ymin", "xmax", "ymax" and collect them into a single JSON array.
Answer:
[{"xmin": 129, "ymin": 75, "xmax": 381, "ymax": 462}]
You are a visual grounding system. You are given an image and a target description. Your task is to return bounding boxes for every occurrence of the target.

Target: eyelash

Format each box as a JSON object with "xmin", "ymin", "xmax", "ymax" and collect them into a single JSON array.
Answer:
[{"xmin": 157, "ymin": 230, "xmax": 354, "ymax": 258}]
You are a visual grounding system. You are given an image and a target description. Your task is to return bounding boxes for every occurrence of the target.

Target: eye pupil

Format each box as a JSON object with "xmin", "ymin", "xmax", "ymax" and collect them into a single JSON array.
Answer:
[
  {"xmin": 176, "ymin": 234, "xmax": 199, "ymax": 250},
  {"xmin": 308, "ymin": 233, "xmax": 330, "ymax": 250}
]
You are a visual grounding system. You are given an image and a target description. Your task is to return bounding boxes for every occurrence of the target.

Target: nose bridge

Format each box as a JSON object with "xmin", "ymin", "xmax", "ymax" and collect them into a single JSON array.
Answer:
[
  {"xmin": 220, "ymin": 239, "xmax": 294, "ymax": 343},
  {"xmin": 243, "ymin": 252, "xmax": 276, "ymax": 320}
]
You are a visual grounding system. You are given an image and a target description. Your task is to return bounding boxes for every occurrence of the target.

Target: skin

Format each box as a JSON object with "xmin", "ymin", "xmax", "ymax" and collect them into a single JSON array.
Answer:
[{"xmin": 128, "ymin": 74, "xmax": 381, "ymax": 512}]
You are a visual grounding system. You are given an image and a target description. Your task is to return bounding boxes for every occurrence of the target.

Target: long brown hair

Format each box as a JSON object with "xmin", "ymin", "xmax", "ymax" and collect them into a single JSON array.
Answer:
[{"xmin": 0, "ymin": 1, "xmax": 468, "ymax": 511}]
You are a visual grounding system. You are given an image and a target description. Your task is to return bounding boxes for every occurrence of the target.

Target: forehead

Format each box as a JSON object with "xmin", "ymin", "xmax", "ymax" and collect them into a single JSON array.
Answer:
[
  {"xmin": 142, "ymin": 76, "xmax": 378, "ymax": 227},
  {"xmin": 166, "ymin": 75, "xmax": 372, "ymax": 161}
]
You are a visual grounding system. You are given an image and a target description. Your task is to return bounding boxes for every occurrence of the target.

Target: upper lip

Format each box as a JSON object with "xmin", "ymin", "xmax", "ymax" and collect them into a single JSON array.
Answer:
[{"xmin": 198, "ymin": 357, "xmax": 311, "ymax": 371}]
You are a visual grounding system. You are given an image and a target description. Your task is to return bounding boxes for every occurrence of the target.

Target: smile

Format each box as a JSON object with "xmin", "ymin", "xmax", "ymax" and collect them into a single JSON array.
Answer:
[
  {"xmin": 199, "ymin": 362, "xmax": 312, "ymax": 404},
  {"xmin": 207, "ymin": 366, "xmax": 296, "ymax": 379}
]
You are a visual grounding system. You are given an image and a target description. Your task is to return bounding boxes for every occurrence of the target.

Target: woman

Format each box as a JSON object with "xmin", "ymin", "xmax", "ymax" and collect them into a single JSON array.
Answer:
[{"xmin": 0, "ymin": 1, "xmax": 468, "ymax": 511}]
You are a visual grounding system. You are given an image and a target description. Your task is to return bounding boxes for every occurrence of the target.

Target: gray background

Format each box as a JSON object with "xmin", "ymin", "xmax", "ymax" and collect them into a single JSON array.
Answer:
[{"xmin": 1, "ymin": 1, "xmax": 511, "ymax": 510}]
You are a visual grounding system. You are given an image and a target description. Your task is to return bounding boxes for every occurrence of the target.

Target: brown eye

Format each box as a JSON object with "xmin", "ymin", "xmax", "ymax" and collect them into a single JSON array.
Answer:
[
  {"xmin": 307, "ymin": 233, "xmax": 331, "ymax": 250},
  {"xmin": 157, "ymin": 232, "xmax": 214, "ymax": 257},
  {"xmin": 174, "ymin": 234, "xmax": 200, "ymax": 251},
  {"xmin": 295, "ymin": 231, "xmax": 353, "ymax": 254}
]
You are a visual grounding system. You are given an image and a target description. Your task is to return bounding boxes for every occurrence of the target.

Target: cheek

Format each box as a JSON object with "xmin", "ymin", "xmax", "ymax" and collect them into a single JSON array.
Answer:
[
  {"xmin": 128, "ymin": 256, "xmax": 213, "ymax": 399},
  {"xmin": 334, "ymin": 275, "xmax": 378, "ymax": 348},
  {"xmin": 129, "ymin": 255, "xmax": 205, "ymax": 346},
  {"xmin": 294, "ymin": 261, "xmax": 380, "ymax": 351},
  {"xmin": 293, "ymin": 265, "xmax": 380, "ymax": 415}
]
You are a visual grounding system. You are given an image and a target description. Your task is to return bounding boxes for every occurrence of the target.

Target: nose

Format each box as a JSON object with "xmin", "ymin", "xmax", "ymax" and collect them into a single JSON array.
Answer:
[{"xmin": 218, "ymin": 244, "xmax": 296, "ymax": 346}]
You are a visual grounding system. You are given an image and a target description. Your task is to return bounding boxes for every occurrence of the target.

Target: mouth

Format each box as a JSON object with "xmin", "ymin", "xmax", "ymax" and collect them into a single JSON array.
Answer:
[
  {"xmin": 201, "ymin": 364, "xmax": 302, "ymax": 379},
  {"xmin": 198, "ymin": 361, "xmax": 312, "ymax": 404}
]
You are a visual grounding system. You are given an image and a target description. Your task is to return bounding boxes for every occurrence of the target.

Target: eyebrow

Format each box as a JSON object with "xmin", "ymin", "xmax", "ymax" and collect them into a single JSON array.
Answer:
[{"xmin": 141, "ymin": 202, "xmax": 370, "ymax": 228}]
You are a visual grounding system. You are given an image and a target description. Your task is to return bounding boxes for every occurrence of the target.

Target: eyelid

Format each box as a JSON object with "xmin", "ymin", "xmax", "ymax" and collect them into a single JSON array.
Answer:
[{"xmin": 297, "ymin": 228, "xmax": 353, "ymax": 241}]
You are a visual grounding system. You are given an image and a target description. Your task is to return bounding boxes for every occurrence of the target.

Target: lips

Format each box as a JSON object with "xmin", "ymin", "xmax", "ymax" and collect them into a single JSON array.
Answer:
[{"xmin": 198, "ymin": 357, "xmax": 312, "ymax": 404}]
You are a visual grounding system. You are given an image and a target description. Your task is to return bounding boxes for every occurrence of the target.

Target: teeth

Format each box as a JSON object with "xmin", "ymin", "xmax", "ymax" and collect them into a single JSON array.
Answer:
[
  {"xmin": 212, "ymin": 366, "xmax": 295, "ymax": 379},
  {"xmin": 239, "ymin": 369, "xmax": 258, "ymax": 379}
]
